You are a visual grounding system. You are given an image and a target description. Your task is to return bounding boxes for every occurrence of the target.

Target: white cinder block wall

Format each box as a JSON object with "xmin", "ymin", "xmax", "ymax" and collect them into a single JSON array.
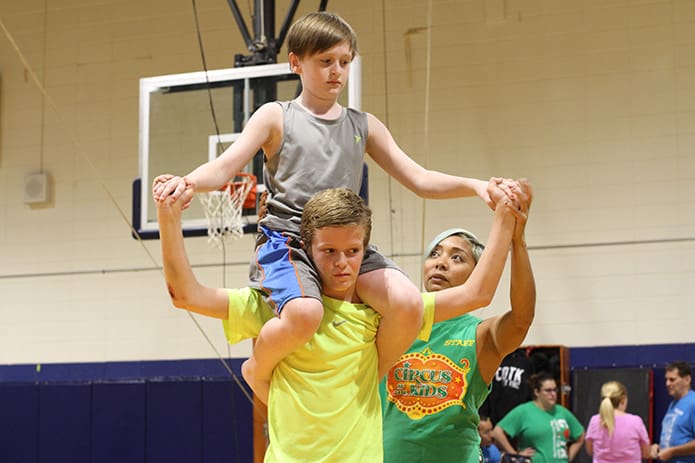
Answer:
[{"xmin": 0, "ymin": 0, "xmax": 693, "ymax": 366}]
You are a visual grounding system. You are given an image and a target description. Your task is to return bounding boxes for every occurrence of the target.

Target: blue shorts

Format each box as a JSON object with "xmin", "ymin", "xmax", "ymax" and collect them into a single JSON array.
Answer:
[{"xmin": 248, "ymin": 226, "xmax": 399, "ymax": 314}]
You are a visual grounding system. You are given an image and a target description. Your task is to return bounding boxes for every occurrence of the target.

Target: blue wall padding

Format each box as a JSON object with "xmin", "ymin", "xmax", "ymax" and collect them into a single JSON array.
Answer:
[
  {"xmin": 0, "ymin": 359, "xmax": 236, "ymax": 383},
  {"xmin": 91, "ymin": 381, "xmax": 146, "ymax": 463},
  {"xmin": 0, "ymin": 376, "xmax": 254, "ymax": 462},
  {"xmin": 38, "ymin": 383, "xmax": 92, "ymax": 463},
  {"xmin": 0, "ymin": 383, "xmax": 39, "ymax": 463},
  {"xmin": 202, "ymin": 378, "xmax": 254, "ymax": 463},
  {"xmin": 571, "ymin": 343, "xmax": 695, "ymax": 368},
  {"xmin": 146, "ymin": 379, "xmax": 203, "ymax": 462},
  {"xmin": 2, "ymin": 350, "xmax": 691, "ymax": 462}
]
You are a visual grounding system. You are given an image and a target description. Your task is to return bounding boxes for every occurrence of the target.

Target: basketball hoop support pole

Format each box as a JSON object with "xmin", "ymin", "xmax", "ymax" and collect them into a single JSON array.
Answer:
[
  {"xmin": 227, "ymin": 0, "xmax": 321, "ymax": 68},
  {"xmin": 226, "ymin": 0, "xmax": 332, "ymax": 188}
]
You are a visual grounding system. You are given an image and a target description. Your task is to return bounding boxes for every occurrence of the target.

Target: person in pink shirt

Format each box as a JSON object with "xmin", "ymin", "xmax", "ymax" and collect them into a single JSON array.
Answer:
[{"xmin": 585, "ymin": 381, "xmax": 651, "ymax": 463}]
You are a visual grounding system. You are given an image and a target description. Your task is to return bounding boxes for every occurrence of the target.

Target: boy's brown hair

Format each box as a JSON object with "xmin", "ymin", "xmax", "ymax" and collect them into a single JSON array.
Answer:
[
  {"xmin": 300, "ymin": 188, "xmax": 371, "ymax": 254},
  {"xmin": 287, "ymin": 11, "xmax": 358, "ymax": 59}
]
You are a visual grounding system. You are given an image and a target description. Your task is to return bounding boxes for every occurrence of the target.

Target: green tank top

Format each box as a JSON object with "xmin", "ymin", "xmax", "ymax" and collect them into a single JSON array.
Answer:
[{"xmin": 381, "ymin": 313, "xmax": 490, "ymax": 463}]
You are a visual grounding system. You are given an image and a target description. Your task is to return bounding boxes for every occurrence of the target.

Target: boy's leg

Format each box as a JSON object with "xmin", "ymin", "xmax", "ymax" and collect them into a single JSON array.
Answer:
[
  {"xmin": 245, "ymin": 227, "xmax": 323, "ymax": 403},
  {"xmin": 242, "ymin": 296, "xmax": 323, "ymax": 404},
  {"xmin": 356, "ymin": 268, "xmax": 423, "ymax": 378}
]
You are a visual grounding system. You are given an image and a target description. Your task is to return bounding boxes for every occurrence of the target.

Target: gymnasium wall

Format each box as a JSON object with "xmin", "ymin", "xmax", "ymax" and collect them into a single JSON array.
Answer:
[{"xmin": 0, "ymin": 0, "xmax": 694, "ymax": 392}]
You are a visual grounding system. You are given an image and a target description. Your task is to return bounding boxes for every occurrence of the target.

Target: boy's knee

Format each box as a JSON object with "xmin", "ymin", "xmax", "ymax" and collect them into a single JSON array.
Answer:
[{"xmin": 281, "ymin": 297, "xmax": 323, "ymax": 340}]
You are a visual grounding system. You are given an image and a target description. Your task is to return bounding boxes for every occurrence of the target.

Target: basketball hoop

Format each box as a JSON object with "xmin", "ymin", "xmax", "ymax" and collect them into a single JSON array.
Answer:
[{"xmin": 198, "ymin": 173, "xmax": 256, "ymax": 246}]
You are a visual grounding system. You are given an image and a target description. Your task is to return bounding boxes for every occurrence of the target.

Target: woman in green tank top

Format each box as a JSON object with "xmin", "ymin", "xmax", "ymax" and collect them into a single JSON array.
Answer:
[{"xmin": 381, "ymin": 179, "xmax": 536, "ymax": 463}]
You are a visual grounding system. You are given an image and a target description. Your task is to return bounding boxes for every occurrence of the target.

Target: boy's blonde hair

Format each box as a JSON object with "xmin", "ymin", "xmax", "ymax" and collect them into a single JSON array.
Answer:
[
  {"xmin": 598, "ymin": 381, "xmax": 627, "ymax": 435},
  {"xmin": 300, "ymin": 188, "xmax": 371, "ymax": 254},
  {"xmin": 287, "ymin": 11, "xmax": 358, "ymax": 59}
]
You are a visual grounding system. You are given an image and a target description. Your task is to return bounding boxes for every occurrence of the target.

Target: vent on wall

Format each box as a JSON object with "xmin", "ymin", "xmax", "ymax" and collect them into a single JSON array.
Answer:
[{"xmin": 24, "ymin": 172, "xmax": 49, "ymax": 204}]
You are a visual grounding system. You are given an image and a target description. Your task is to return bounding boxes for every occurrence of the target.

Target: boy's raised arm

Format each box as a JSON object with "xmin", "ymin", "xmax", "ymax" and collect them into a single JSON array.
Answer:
[
  {"xmin": 365, "ymin": 114, "xmax": 518, "ymax": 209},
  {"xmin": 157, "ymin": 189, "xmax": 229, "ymax": 319},
  {"xmin": 153, "ymin": 102, "xmax": 282, "ymax": 202}
]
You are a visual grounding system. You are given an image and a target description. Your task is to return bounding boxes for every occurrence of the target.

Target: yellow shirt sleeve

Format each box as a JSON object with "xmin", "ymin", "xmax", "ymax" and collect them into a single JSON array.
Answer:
[
  {"xmin": 222, "ymin": 288, "xmax": 275, "ymax": 345},
  {"xmin": 417, "ymin": 292, "xmax": 436, "ymax": 342}
]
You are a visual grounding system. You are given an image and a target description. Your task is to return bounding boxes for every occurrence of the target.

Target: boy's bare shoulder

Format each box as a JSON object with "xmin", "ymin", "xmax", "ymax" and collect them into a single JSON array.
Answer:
[
  {"xmin": 364, "ymin": 111, "xmax": 391, "ymax": 143},
  {"xmin": 255, "ymin": 101, "xmax": 284, "ymax": 120},
  {"xmin": 253, "ymin": 102, "xmax": 284, "ymax": 157},
  {"xmin": 247, "ymin": 102, "xmax": 283, "ymax": 133}
]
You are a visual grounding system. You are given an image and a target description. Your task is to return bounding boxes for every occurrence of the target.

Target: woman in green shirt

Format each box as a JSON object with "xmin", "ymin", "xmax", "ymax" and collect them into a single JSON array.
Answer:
[
  {"xmin": 381, "ymin": 180, "xmax": 536, "ymax": 463},
  {"xmin": 493, "ymin": 373, "xmax": 585, "ymax": 463}
]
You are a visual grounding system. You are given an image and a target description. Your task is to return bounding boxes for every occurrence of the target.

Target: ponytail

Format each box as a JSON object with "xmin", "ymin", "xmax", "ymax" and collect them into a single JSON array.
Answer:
[
  {"xmin": 598, "ymin": 381, "xmax": 627, "ymax": 436},
  {"xmin": 599, "ymin": 396, "xmax": 616, "ymax": 435}
]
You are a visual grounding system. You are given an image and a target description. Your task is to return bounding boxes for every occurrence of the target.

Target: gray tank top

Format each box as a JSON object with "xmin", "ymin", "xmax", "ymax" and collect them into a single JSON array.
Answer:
[{"xmin": 260, "ymin": 100, "xmax": 369, "ymax": 233}]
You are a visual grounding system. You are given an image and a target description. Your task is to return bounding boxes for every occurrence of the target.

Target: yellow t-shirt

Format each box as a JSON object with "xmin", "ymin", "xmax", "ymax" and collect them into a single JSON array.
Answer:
[{"xmin": 222, "ymin": 288, "xmax": 436, "ymax": 463}]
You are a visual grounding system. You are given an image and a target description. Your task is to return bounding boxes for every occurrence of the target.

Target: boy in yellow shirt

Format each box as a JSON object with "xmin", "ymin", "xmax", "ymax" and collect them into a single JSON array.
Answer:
[{"xmin": 157, "ymin": 183, "xmax": 524, "ymax": 462}]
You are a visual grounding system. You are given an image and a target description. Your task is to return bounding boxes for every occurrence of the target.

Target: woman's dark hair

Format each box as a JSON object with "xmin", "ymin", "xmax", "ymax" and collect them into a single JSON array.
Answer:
[{"xmin": 529, "ymin": 372, "xmax": 556, "ymax": 392}]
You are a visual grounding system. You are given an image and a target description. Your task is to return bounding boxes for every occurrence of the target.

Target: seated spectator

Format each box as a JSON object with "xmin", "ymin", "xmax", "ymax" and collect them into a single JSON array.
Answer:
[{"xmin": 480, "ymin": 415, "xmax": 502, "ymax": 463}]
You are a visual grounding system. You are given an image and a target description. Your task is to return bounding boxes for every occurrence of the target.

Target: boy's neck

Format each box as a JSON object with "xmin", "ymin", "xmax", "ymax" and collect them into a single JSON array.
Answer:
[{"xmin": 294, "ymin": 95, "xmax": 343, "ymax": 120}]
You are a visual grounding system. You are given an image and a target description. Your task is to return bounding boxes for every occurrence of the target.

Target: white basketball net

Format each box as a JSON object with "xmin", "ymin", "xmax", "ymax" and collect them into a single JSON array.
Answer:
[{"xmin": 198, "ymin": 176, "xmax": 255, "ymax": 247}]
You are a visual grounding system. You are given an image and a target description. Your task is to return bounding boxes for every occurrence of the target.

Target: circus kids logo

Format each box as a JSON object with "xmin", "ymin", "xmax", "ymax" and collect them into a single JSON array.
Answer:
[{"xmin": 385, "ymin": 347, "xmax": 470, "ymax": 420}]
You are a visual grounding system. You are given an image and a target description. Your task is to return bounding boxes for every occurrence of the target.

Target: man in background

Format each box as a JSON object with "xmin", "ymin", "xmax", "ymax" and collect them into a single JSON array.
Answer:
[{"xmin": 651, "ymin": 361, "xmax": 695, "ymax": 463}]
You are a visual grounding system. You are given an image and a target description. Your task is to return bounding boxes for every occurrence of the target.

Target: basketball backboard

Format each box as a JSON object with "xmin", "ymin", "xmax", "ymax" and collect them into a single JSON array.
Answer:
[{"xmin": 132, "ymin": 59, "xmax": 362, "ymax": 240}]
